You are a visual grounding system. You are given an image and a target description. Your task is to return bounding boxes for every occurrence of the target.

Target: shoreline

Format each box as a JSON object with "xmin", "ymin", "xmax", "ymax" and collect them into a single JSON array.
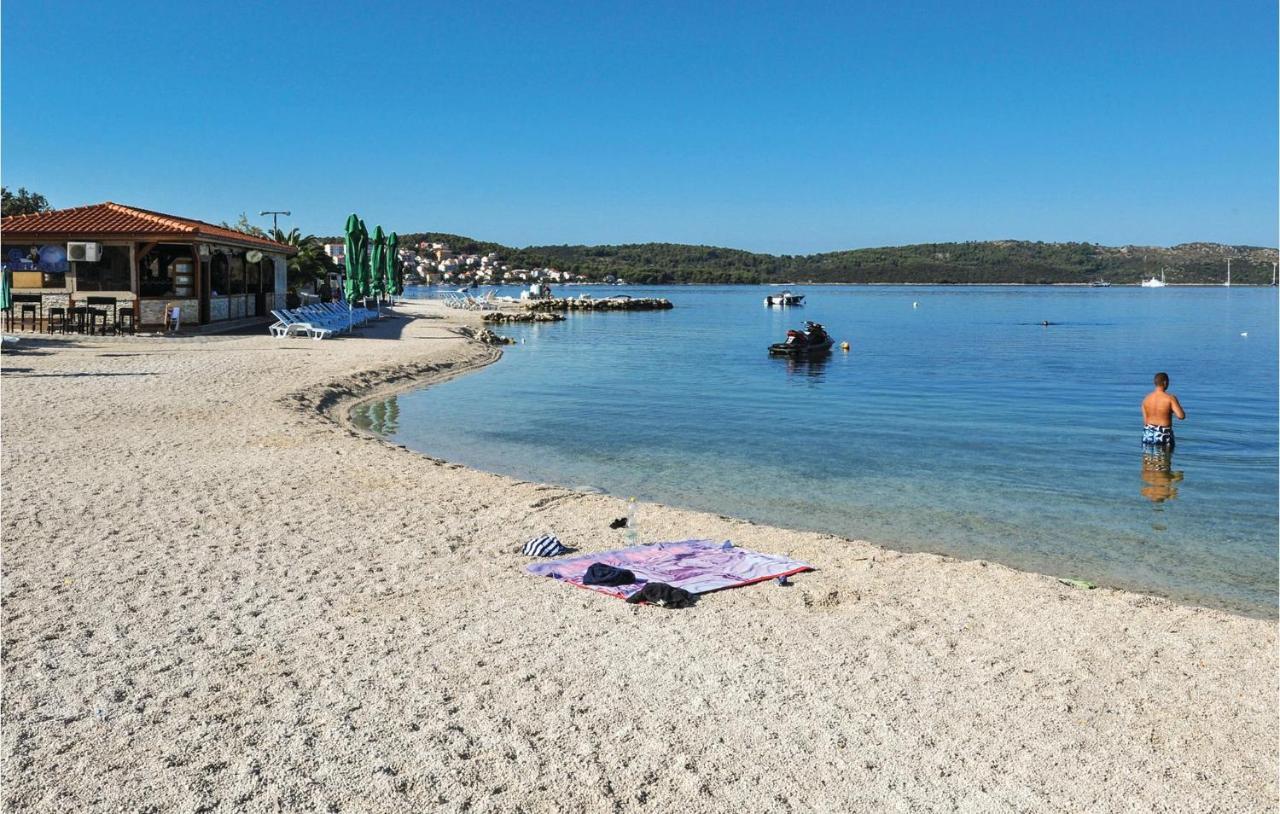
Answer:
[
  {"xmin": 3, "ymin": 302, "xmax": 1275, "ymax": 811},
  {"xmin": 347, "ymin": 303, "xmax": 1276, "ymax": 621},
  {"xmin": 342, "ymin": 354, "xmax": 1276, "ymax": 620}
]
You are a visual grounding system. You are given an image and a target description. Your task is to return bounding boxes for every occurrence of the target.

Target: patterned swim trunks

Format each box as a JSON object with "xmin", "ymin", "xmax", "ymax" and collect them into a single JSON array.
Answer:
[{"xmin": 1142, "ymin": 424, "xmax": 1174, "ymax": 448}]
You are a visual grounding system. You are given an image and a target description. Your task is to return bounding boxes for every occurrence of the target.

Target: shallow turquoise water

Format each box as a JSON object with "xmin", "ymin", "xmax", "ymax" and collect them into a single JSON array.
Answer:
[{"xmin": 356, "ymin": 285, "xmax": 1279, "ymax": 615}]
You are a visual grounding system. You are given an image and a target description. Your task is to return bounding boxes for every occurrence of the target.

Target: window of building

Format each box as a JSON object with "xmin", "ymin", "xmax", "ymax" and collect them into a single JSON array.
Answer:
[
  {"xmin": 210, "ymin": 253, "xmax": 229, "ymax": 295},
  {"xmin": 73, "ymin": 245, "xmax": 132, "ymax": 291},
  {"xmin": 138, "ymin": 245, "xmax": 195, "ymax": 298},
  {"xmin": 229, "ymin": 253, "xmax": 246, "ymax": 294},
  {"xmin": 246, "ymin": 258, "xmax": 260, "ymax": 294},
  {"xmin": 1, "ymin": 243, "xmax": 68, "ymax": 288}
]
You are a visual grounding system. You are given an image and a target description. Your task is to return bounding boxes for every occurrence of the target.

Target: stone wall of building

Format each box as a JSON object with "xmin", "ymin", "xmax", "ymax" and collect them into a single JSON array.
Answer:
[
  {"xmin": 209, "ymin": 296, "xmax": 230, "ymax": 322},
  {"xmin": 140, "ymin": 298, "xmax": 198, "ymax": 326}
]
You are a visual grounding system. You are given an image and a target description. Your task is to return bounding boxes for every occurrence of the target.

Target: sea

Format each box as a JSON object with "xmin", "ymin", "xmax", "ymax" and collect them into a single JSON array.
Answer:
[{"xmin": 353, "ymin": 284, "xmax": 1279, "ymax": 616}]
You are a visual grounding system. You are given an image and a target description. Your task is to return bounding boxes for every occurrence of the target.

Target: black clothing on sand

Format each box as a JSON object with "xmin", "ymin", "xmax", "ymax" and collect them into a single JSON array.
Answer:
[
  {"xmin": 582, "ymin": 563, "xmax": 637, "ymax": 586},
  {"xmin": 625, "ymin": 582, "xmax": 694, "ymax": 608}
]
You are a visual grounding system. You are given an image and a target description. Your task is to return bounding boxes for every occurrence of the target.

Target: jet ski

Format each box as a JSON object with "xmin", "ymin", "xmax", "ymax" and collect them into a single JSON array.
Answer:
[{"xmin": 769, "ymin": 321, "xmax": 833, "ymax": 355}]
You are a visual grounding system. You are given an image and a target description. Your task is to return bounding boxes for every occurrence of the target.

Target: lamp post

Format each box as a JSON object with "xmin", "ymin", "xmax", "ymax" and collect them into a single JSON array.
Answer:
[{"xmin": 259, "ymin": 210, "xmax": 291, "ymax": 234}]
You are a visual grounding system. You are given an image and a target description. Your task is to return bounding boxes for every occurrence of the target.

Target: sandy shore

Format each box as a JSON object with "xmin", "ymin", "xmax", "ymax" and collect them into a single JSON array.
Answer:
[{"xmin": 2, "ymin": 301, "xmax": 1275, "ymax": 812}]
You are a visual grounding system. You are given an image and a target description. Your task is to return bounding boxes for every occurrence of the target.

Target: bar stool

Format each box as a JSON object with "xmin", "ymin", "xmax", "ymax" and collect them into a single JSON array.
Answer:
[
  {"xmin": 47, "ymin": 306, "xmax": 67, "ymax": 334},
  {"xmin": 86, "ymin": 297, "xmax": 118, "ymax": 333},
  {"xmin": 115, "ymin": 309, "xmax": 136, "ymax": 335},
  {"xmin": 87, "ymin": 308, "xmax": 109, "ymax": 335},
  {"xmin": 18, "ymin": 302, "xmax": 38, "ymax": 331},
  {"xmin": 66, "ymin": 306, "xmax": 88, "ymax": 335}
]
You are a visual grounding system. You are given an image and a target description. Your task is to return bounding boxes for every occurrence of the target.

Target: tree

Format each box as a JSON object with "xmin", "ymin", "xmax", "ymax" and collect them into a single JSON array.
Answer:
[
  {"xmin": 221, "ymin": 212, "xmax": 267, "ymax": 238},
  {"xmin": 270, "ymin": 227, "xmax": 337, "ymax": 290},
  {"xmin": 2, "ymin": 187, "xmax": 51, "ymax": 216}
]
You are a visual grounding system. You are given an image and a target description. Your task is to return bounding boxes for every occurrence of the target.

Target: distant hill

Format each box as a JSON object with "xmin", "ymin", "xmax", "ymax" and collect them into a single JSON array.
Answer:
[{"xmin": 328, "ymin": 233, "xmax": 1280, "ymax": 285}]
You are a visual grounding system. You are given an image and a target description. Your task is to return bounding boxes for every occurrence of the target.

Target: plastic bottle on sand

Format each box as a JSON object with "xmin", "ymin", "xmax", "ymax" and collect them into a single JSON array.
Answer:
[{"xmin": 624, "ymin": 497, "xmax": 638, "ymax": 545}]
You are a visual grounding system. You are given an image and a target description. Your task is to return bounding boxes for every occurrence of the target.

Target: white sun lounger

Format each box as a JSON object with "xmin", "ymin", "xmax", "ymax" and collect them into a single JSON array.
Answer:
[{"xmin": 269, "ymin": 310, "xmax": 334, "ymax": 340}]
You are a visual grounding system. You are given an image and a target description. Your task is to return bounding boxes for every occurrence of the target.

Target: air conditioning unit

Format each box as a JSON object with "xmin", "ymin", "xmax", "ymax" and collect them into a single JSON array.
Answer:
[{"xmin": 67, "ymin": 242, "xmax": 102, "ymax": 262}]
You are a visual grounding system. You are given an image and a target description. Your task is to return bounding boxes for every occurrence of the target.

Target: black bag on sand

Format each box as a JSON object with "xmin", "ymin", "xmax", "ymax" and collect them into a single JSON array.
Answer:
[{"xmin": 625, "ymin": 582, "xmax": 695, "ymax": 609}]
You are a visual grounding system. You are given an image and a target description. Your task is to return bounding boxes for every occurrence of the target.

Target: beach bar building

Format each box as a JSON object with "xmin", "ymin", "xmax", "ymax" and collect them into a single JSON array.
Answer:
[{"xmin": 1, "ymin": 202, "xmax": 296, "ymax": 330}]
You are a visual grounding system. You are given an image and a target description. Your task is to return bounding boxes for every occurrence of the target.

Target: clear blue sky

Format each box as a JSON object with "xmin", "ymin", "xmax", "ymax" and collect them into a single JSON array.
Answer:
[{"xmin": 3, "ymin": 1, "xmax": 1276, "ymax": 252}]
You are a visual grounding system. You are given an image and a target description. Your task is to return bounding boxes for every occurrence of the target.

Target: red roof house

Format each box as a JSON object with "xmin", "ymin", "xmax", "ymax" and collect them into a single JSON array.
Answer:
[{"xmin": 2, "ymin": 202, "xmax": 297, "ymax": 328}]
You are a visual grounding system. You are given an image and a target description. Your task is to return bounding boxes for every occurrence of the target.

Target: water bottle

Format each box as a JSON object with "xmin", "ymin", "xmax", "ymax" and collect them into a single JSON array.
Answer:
[{"xmin": 624, "ymin": 497, "xmax": 638, "ymax": 545}]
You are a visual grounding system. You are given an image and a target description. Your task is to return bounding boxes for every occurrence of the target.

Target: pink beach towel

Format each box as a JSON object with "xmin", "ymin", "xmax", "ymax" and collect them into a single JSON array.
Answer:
[{"xmin": 525, "ymin": 539, "xmax": 812, "ymax": 601}]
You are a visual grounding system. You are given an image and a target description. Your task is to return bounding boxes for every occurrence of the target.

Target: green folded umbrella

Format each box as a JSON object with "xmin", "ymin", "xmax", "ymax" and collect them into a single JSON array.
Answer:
[
  {"xmin": 370, "ymin": 225, "xmax": 387, "ymax": 299},
  {"xmin": 386, "ymin": 232, "xmax": 401, "ymax": 297},
  {"xmin": 343, "ymin": 214, "xmax": 361, "ymax": 302},
  {"xmin": 357, "ymin": 219, "xmax": 371, "ymax": 299},
  {"xmin": 0, "ymin": 267, "xmax": 11, "ymax": 312}
]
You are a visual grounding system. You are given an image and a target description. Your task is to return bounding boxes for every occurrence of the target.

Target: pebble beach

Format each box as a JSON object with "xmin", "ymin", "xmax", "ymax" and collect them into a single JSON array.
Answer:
[{"xmin": 2, "ymin": 300, "xmax": 1275, "ymax": 812}]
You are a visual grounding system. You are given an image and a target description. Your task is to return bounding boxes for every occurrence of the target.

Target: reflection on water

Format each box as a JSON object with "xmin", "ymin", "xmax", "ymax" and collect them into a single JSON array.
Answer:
[
  {"xmin": 782, "ymin": 353, "xmax": 830, "ymax": 379},
  {"xmin": 352, "ymin": 396, "xmax": 401, "ymax": 436},
  {"xmin": 1140, "ymin": 447, "xmax": 1183, "ymax": 504}
]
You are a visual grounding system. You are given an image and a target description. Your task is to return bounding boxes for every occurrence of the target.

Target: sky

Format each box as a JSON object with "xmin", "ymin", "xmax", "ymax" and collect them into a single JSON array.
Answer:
[{"xmin": 2, "ymin": 0, "xmax": 1276, "ymax": 253}]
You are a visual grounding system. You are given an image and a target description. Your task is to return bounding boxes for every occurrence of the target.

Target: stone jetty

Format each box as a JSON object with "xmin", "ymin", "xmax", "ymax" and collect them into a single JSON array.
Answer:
[
  {"xmin": 481, "ymin": 311, "xmax": 566, "ymax": 323},
  {"xmin": 529, "ymin": 297, "xmax": 673, "ymax": 312}
]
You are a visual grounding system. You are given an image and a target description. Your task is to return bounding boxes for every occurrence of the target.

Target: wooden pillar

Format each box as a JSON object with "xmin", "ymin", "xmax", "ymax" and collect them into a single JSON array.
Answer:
[
  {"xmin": 130, "ymin": 242, "xmax": 140, "ymax": 320},
  {"xmin": 192, "ymin": 243, "xmax": 205, "ymax": 324},
  {"xmin": 134, "ymin": 242, "xmax": 159, "ymax": 321}
]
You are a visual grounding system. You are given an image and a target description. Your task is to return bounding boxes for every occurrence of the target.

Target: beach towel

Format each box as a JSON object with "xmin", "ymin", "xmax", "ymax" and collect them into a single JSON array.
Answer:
[{"xmin": 525, "ymin": 539, "xmax": 812, "ymax": 601}]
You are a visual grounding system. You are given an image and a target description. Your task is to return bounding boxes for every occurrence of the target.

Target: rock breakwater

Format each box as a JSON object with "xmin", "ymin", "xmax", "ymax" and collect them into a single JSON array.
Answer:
[
  {"xmin": 530, "ymin": 297, "xmax": 673, "ymax": 312},
  {"xmin": 481, "ymin": 311, "xmax": 566, "ymax": 323}
]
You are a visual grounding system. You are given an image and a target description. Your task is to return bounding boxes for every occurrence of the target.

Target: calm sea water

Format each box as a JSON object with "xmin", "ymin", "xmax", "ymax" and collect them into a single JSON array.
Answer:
[{"xmin": 355, "ymin": 285, "xmax": 1279, "ymax": 616}]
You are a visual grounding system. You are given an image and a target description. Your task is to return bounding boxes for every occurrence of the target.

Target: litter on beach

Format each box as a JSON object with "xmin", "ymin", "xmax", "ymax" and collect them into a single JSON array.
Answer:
[
  {"xmin": 525, "ymin": 539, "xmax": 813, "ymax": 601},
  {"xmin": 1058, "ymin": 578, "xmax": 1097, "ymax": 590}
]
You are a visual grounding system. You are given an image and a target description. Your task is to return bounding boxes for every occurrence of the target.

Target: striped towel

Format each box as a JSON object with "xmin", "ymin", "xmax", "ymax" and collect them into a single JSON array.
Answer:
[{"xmin": 522, "ymin": 534, "xmax": 568, "ymax": 557}]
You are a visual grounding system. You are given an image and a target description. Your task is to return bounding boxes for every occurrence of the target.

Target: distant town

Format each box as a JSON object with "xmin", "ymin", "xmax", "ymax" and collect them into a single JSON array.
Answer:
[{"xmin": 320, "ymin": 240, "xmax": 611, "ymax": 287}]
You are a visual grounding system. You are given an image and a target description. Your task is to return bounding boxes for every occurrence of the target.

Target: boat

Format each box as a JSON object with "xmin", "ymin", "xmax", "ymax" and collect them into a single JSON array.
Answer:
[
  {"xmin": 764, "ymin": 290, "xmax": 804, "ymax": 307},
  {"xmin": 1089, "ymin": 280, "xmax": 1111, "ymax": 287},
  {"xmin": 769, "ymin": 322, "xmax": 833, "ymax": 356},
  {"xmin": 1140, "ymin": 270, "xmax": 1167, "ymax": 288}
]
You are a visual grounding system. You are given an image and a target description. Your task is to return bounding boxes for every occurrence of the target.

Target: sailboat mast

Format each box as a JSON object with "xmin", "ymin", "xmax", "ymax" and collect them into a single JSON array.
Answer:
[{"xmin": 1226, "ymin": 258, "xmax": 1231, "ymax": 287}]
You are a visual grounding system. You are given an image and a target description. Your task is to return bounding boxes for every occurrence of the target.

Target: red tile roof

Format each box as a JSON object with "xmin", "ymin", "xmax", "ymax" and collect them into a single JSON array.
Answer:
[{"xmin": 1, "ymin": 202, "xmax": 298, "ymax": 253}]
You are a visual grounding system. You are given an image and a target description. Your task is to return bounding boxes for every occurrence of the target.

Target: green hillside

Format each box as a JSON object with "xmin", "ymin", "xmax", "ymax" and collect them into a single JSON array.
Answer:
[{"xmin": 341, "ymin": 233, "xmax": 1279, "ymax": 285}]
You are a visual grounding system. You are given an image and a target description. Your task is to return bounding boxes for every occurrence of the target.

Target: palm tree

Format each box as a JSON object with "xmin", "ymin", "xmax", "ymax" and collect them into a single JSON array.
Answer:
[{"xmin": 270, "ymin": 227, "xmax": 337, "ymax": 290}]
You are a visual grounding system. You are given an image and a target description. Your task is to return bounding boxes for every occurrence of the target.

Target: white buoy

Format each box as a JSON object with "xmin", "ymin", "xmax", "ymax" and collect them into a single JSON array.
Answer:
[
  {"xmin": 912, "ymin": 302, "xmax": 919, "ymax": 308},
  {"xmin": 1240, "ymin": 332, "xmax": 1248, "ymax": 337}
]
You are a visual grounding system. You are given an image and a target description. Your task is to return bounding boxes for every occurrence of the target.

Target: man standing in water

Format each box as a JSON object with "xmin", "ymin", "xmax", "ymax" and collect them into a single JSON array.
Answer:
[{"xmin": 1142, "ymin": 372, "xmax": 1186, "ymax": 448}]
